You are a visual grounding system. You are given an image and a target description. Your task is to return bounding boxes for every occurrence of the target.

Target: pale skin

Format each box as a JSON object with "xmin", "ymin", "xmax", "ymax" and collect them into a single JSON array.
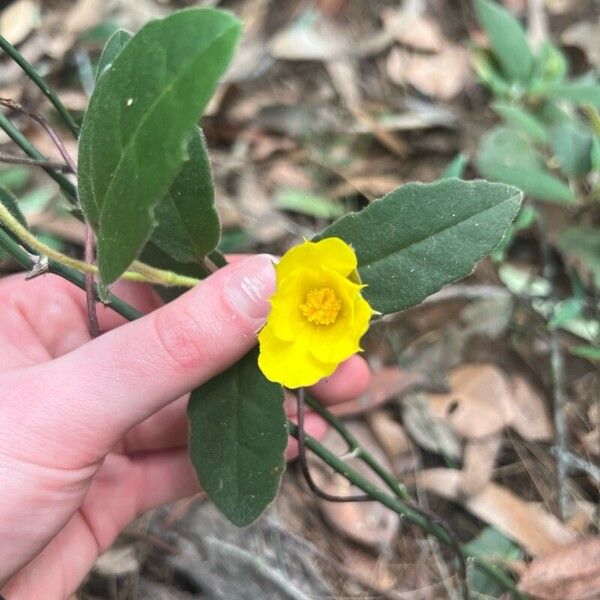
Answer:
[{"xmin": 0, "ymin": 254, "xmax": 370, "ymax": 599}]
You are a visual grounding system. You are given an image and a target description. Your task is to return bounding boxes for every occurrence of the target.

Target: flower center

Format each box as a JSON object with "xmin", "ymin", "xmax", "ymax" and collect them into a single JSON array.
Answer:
[{"xmin": 300, "ymin": 287, "xmax": 342, "ymax": 325}]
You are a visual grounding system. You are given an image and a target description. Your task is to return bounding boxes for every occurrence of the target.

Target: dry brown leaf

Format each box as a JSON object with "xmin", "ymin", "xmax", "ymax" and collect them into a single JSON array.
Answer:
[
  {"xmin": 459, "ymin": 434, "xmax": 502, "ymax": 497},
  {"xmin": 367, "ymin": 410, "xmax": 411, "ymax": 459},
  {"xmin": 63, "ymin": 0, "xmax": 104, "ymax": 37},
  {"xmin": 0, "ymin": 0, "xmax": 40, "ymax": 46},
  {"xmin": 331, "ymin": 366, "xmax": 422, "ymax": 417},
  {"xmin": 390, "ymin": 14, "xmax": 444, "ymax": 52},
  {"xmin": 518, "ymin": 537, "xmax": 600, "ymax": 600},
  {"xmin": 270, "ymin": 15, "xmax": 351, "ymax": 61},
  {"xmin": 545, "ymin": 0, "xmax": 585, "ymax": 14},
  {"xmin": 386, "ymin": 45, "xmax": 471, "ymax": 100},
  {"xmin": 402, "ymin": 392, "xmax": 462, "ymax": 460},
  {"xmin": 417, "ymin": 469, "xmax": 577, "ymax": 556},
  {"xmin": 508, "ymin": 375, "xmax": 553, "ymax": 442},
  {"xmin": 236, "ymin": 167, "xmax": 290, "ymax": 243},
  {"xmin": 427, "ymin": 364, "xmax": 513, "ymax": 439}
]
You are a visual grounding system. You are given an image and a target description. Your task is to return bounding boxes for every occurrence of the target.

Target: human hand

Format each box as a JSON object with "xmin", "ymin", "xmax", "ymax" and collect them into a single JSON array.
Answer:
[{"xmin": 0, "ymin": 255, "xmax": 370, "ymax": 599}]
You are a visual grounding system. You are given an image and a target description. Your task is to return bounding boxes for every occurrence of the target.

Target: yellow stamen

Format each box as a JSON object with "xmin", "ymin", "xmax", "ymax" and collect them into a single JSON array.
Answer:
[{"xmin": 300, "ymin": 287, "xmax": 341, "ymax": 325}]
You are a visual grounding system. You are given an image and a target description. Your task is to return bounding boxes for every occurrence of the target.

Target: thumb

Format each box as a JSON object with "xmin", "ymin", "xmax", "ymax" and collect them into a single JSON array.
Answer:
[{"xmin": 5, "ymin": 254, "xmax": 276, "ymax": 459}]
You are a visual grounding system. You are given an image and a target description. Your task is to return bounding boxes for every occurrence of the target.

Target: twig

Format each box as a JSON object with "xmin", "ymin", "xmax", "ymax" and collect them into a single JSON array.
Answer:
[
  {"xmin": 0, "ymin": 34, "xmax": 79, "ymax": 137},
  {"xmin": 551, "ymin": 449, "xmax": 600, "ymax": 483},
  {"xmin": 0, "ymin": 152, "xmax": 71, "ymax": 172},
  {"xmin": 84, "ymin": 225, "xmax": 100, "ymax": 337},
  {"xmin": 0, "ymin": 98, "xmax": 77, "ymax": 174},
  {"xmin": 528, "ymin": 0, "xmax": 549, "ymax": 51},
  {"xmin": 537, "ymin": 216, "xmax": 570, "ymax": 519},
  {"xmin": 0, "ymin": 111, "xmax": 77, "ymax": 201}
]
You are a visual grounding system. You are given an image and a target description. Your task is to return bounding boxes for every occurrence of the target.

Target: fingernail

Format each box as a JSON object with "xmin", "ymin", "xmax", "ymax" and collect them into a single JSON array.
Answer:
[{"xmin": 224, "ymin": 254, "xmax": 276, "ymax": 322}]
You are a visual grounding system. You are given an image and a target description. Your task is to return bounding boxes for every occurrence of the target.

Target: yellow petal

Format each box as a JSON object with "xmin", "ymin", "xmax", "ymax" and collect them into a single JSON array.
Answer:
[
  {"xmin": 258, "ymin": 323, "xmax": 337, "ymax": 388},
  {"xmin": 275, "ymin": 237, "xmax": 357, "ymax": 283},
  {"xmin": 267, "ymin": 268, "xmax": 323, "ymax": 341},
  {"xmin": 309, "ymin": 289, "xmax": 371, "ymax": 364}
]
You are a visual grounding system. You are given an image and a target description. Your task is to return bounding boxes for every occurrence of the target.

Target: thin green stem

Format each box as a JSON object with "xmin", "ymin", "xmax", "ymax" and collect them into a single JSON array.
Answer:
[
  {"xmin": 0, "ymin": 112, "xmax": 77, "ymax": 200},
  {"xmin": 0, "ymin": 200, "xmax": 199, "ymax": 288},
  {"xmin": 305, "ymin": 393, "xmax": 410, "ymax": 499},
  {"xmin": 287, "ymin": 421, "xmax": 453, "ymax": 544},
  {"xmin": 0, "ymin": 35, "xmax": 79, "ymax": 137},
  {"xmin": 0, "ymin": 229, "xmax": 141, "ymax": 321}
]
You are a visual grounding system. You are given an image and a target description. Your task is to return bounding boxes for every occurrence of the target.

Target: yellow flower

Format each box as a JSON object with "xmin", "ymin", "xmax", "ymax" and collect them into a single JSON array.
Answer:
[{"xmin": 258, "ymin": 237, "xmax": 373, "ymax": 388}]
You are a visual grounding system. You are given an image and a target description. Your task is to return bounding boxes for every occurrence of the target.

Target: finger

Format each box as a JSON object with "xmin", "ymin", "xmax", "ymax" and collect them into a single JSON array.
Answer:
[
  {"xmin": 3, "ymin": 255, "xmax": 276, "ymax": 464},
  {"xmin": 309, "ymin": 355, "xmax": 371, "ymax": 404},
  {"xmin": 0, "ymin": 273, "xmax": 162, "ymax": 363}
]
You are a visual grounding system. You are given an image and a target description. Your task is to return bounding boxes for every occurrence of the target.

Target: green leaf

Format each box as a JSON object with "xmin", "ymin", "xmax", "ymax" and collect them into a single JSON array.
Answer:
[
  {"xmin": 556, "ymin": 226, "xmax": 600, "ymax": 287},
  {"xmin": 472, "ymin": 49, "xmax": 512, "ymax": 97},
  {"xmin": 275, "ymin": 188, "xmax": 346, "ymax": 219},
  {"xmin": 0, "ymin": 166, "xmax": 29, "ymax": 191},
  {"xmin": 96, "ymin": 28, "xmax": 132, "ymax": 80},
  {"xmin": 571, "ymin": 345, "xmax": 600, "ymax": 361},
  {"xmin": 440, "ymin": 153, "xmax": 469, "ymax": 179},
  {"xmin": 474, "ymin": 0, "xmax": 534, "ymax": 83},
  {"xmin": 188, "ymin": 348, "xmax": 287, "ymax": 526},
  {"xmin": 316, "ymin": 179, "xmax": 522, "ymax": 315},
  {"xmin": 492, "ymin": 102, "xmax": 549, "ymax": 143},
  {"xmin": 543, "ymin": 81, "xmax": 600, "ymax": 106},
  {"xmin": 530, "ymin": 42, "xmax": 568, "ymax": 90},
  {"xmin": 592, "ymin": 137, "xmax": 600, "ymax": 172},
  {"xmin": 477, "ymin": 127, "xmax": 575, "ymax": 203},
  {"xmin": 151, "ymin": 128, "xmax": 220, "ymax": 263},
  {"xmin": 464, "ymin": 527, "xmax": 521, "ymax": 597},
  {"xmin": 551, "ymin": 121, "xmax": 593, "ymax": 178},
  {"xmin": 78, "ymin": 8, "xmax": 241, "ymax": 285}
]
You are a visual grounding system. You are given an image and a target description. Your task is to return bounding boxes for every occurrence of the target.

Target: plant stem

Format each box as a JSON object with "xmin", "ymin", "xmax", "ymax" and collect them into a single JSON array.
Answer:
[
  {"xmin": 0, "ymin": 201, "xmax": 199, "ymax": 288},
  {"xmin": 0, "ymin": 152, "xmax": 71, "ymax": 172},
  {"xmin": 305, "ymin": 393, "xmax": 410, "ymax": 499},
  {"xmin": 0, "ymin": 35, "xmax": 79, "ymax": 138},
  {"xmin": 0, "ymin": 111, "xmax": 77, "ymax": 200},
  {"xmin": 0, "ymin": 98, "xmax": 77, "ymax": 173},
  {"xmin": 537, "ymin": 216, "xmax": 570, "ymax": 519},
  {"xmin": 288, "ymin": 421, "xmax": 454, "ymax": 544}
]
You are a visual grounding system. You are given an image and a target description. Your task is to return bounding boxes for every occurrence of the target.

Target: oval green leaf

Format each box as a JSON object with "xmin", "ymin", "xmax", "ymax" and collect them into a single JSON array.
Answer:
[
  {"xmin": 151, "ymin": 128, "xmax": 219, "ymax": 263},
  {"xmin": 188, "ymin": 348, "xmax": 287, "ymax": 527},
  {"xmin": 551, "ymin": 121, "xmax": 593, "ymax": 178},
  {"xmin": 477, "ymin": 127, "xmax": 575, "ymax": 203},
  {"xmin": 78, "ymin": 8, "xmax": 241, "ymax": 285},
  {"xmin": 475, "ymin": 0, "xmax": 533, "ymax": 83},
  {"xmin": 316, "ymin": 179, "xmax": 522, "ymax": 315}
]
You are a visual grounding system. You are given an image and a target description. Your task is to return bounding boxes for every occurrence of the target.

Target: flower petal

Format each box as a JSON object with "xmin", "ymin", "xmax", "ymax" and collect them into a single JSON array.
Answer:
[
  {"xmin": 276, "ymin": 237, "xmax": 357, "ymax": 283},
  {"xmin": 258, "ymin": 324, "xmax": 337, "ymax": 388}
]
